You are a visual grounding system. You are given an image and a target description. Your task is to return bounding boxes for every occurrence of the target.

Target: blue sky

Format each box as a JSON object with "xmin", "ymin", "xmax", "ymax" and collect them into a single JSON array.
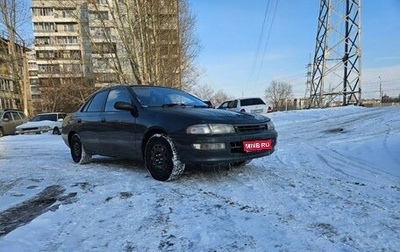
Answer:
[{"xmin": 188, "ymin": 0, "xmax": 400, "ymax": 100}]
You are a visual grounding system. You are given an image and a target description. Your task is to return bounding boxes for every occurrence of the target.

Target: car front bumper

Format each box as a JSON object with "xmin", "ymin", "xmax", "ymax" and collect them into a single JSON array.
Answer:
[
  {"xmin": 16, "ymin": 127, "xmax": 52, "ymax": 135},
  {"xmin": 171, "ymin": 130, "xmax": 278, "ymax": 165}
]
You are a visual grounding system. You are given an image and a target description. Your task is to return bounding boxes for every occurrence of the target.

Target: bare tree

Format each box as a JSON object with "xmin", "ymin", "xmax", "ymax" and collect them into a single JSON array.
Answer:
[
  {"xmin": 0, "ymin": 0, "xmax": 32, "ymax": 112},
  {"xmin": 191, "ymin": 84, "xmax": 214, "ymax": 100},
  {"xmin": 212, "ymin": 89, "xmax": 233, "ymax": 107},
  {"xmin": 265, "ymin": 80, "xmax": 293, "ymax": 109},
  {"xmin": 62, "ymin": 0, "xmax": 200, "ymax": 89},
  {"xmin": 190, "ymin": 84, "xmax": 233, "ymax": 107},
  {"xmin": 39, "ymin": 73, "xmax": 95, "ymax": 113}
]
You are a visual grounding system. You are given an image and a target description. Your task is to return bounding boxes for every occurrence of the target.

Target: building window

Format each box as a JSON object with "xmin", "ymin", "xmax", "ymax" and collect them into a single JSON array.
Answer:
[
  {"xmin": 92, "ymin": 42, "xmax": 116, "ymax": 54},
  {"xmin": 34, "ymin": 22, "xmax": 55, "ymax": 32},
  {"xmin": 32, "ymin": 8, "xmax": 53, "ymax": 17},
  {"xmin": 35, "ymin": 37, "xmax": 51, "ymax": 45},
  {"xmin": 58, "ymin": 36, "xmax": 78, "ymax": 45},
  {"xmin": 62, "ymin": 10, "xmax": 73, "ymax": 18},
  {"xmin": 38, "ymin": 64, "xmax": 60, "ymax": 74},
  {"xmin": 89, "ymin": 10, "xmax": 109, "ymax": 20},
  {"xmin": 63, "ymin": 23, "xmax": 75, "ymax": 32},
  {"xmin": 36, "ymin": 50, "xmax": 58, "ymax": 59}
]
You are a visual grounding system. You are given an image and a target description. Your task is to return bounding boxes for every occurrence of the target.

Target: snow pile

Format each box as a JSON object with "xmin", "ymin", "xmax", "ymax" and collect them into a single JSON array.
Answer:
[{"xmin": 0, "ymin": 105, "xmax": 399, "ymax": 251}]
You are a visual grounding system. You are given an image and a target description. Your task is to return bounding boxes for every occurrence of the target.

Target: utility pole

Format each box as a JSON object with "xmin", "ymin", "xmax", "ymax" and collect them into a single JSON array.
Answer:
[
  {"xmin": 309, "ymin": 0, "xmax": 362, "ymax": 108},
  {"xmin": 379, "ymin": 76, "xmax": 382, "ymax": 106}
]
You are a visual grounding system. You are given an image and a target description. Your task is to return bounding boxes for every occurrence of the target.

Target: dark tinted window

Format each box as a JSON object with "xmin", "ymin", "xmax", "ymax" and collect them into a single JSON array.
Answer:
[
  {"xmin": 240, "ymin": 98, "xmax": 265, "ymax": 106},
  {"xmin": 58, "ymin": 113, "xmax": 67, "ymax": 119},
  {"xmin": 33, "ymin": 114, "xmax": 58, "ymax": 121},
  {"xmin": 3, "ymin": 112, "xmax": 12, "ymax": 121},
  {"xmin": 132, "ymin": 86, "xmax": 206, "ymax": 107},
  {"xmin": 85, "ymin": 90, "xmax": 108, "ymax": 112},
  {"xmin": 218, "ymin": 101, "xmax": 229, "ymax": 109},
  {"xmin": 105, "ymin": 88, "xmax": 131, "ymax": 111},
  {"xmin": 227, "ymin": 100, "xmax": 238, "ymax": 108}
]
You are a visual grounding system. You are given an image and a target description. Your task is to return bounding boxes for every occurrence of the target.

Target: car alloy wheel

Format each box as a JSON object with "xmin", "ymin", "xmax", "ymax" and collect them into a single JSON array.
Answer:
[
  {"xmin": 70, "ymin": 134, "xmax": 91, "ymax": 164},
  {"xmin": 145, "ymin": 134, "xmax": 185, "ymax": 181}
]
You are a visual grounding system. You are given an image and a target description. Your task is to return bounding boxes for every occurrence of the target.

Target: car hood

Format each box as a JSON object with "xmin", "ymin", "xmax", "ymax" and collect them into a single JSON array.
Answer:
[
  {"xmin": 147, "ymin": 107, "xmax": 271, "ymax": 124},
  {"xmin": 16, "ymin": 120, "xmax": 60, "ymax": 129}
]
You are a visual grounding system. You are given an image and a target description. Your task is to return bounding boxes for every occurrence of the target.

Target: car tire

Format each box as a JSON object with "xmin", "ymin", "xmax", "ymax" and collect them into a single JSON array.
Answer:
[
  {"xmin": 70, "ymin": 134, "xmax": 92, "ymax": 164},
  {"xmin": 145, "ymin": 134, "xmax": 185, "ymax": 181},
  {"xmin": 52, "ymin": 127, "xmax": 61, "ymax": 135},
  {"xmin": 0, "ymin": 128, "xmax": 3, "ymax": 137}
]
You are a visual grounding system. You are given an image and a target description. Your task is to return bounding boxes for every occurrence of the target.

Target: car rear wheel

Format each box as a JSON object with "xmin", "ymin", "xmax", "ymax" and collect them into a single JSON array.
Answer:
[
  {"xmin": 52, "ymin": 127, "xmax": 60, "ymax": 135},
  {"xmin": 145, "ymin": 134, "xmax": 185, "ymax": 181},
  {"xmin": 70, "ymin": 133, "xmax": 92, "ymax": 164}
]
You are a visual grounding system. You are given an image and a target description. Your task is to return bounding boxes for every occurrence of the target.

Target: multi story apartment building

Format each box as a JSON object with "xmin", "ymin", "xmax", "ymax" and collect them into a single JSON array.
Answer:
[
  {"xmin": 31, "ymin": 0, "xmax": 180, "ymax": 113},
  {"xmin": 0, "ymin": 37, "xmax": 31, "ymax": 112}
]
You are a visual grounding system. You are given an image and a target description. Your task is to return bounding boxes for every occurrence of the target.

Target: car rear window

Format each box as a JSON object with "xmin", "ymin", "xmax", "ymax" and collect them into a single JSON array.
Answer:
[
  {"xmin": 33, "ymin": 114, "xmax": 58, "ymax": 121},
  {"xmin": 240, "ymin": 98, "xmax": 265, "ymax": 106}
]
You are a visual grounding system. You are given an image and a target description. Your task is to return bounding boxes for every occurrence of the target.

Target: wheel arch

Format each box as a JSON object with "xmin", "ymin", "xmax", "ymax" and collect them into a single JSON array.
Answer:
[
  {"xmin": 67, "ymin": 131, "xmax": 78, "ymax": 146},
  {"xmin": 141, "ymin": 128, "xmax": 167, "ymax": 159}
]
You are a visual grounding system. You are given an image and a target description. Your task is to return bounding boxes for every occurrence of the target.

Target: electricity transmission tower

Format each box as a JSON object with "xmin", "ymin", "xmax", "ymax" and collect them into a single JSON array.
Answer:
[{"xmin": 309, "ymin": 0, "xmax": 362, "ymax": 108}]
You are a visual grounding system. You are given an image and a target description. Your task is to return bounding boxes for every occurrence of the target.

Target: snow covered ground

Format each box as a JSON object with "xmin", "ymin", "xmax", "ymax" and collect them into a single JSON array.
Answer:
[{"xmin": 0, "ymin": 105, "xmax": 399, "ymax": 251}]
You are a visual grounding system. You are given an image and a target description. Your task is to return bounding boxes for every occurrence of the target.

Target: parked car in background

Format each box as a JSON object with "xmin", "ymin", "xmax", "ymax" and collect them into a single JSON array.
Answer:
[
  {"xmin": 217, "ymin": 97, "xmax": 268, "ymax": 114},
  {"xmin": 62, "ymin": 85, "xmax": 278, "ymax": 181},
  {"xmin": 16, "ymin": 112, "xmax": 67, "ymax": 135},
  {"xmin": 0, "ymin": 109, "xmax": 28, "ymax": 137}
]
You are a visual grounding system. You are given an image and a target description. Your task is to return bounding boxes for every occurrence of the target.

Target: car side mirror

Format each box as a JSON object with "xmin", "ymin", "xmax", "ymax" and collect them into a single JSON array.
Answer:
[
  {"xmin": 2, "ymin": 118, "xmax": 10, "ymax": 122},
  {"xmin": 114, "ymin": 101, "xmax": 138, "ymax": 117}
]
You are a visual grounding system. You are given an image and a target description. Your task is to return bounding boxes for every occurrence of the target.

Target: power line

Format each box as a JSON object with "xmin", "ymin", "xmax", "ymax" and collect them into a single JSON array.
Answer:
[
  {"xmin": 247, "ymin": 0, "xmax": 279, "ymax": 85},
  {"xmin": 256, "ymin": 0, "xmax": 279, "ymax": 81}
]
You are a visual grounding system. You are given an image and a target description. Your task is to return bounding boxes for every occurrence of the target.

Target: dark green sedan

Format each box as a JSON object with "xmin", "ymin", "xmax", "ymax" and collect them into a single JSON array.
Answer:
[{"xmin": 62, "ymin": 85, "xmax": 278, "ymax": 181}]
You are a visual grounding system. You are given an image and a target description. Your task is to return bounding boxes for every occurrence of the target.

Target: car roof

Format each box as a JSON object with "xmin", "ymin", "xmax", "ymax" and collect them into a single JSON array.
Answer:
[
  {"xmin": 0, "ymin": 109, "xmax": 24, "ymax": 112},
  {"xmin": 35, "ymin": 112, "xmax": 66, "ymax": 115}
]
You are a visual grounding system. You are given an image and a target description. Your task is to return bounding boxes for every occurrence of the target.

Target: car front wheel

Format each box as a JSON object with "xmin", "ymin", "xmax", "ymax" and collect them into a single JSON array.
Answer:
[
  {"xmin": 145, "ymin": 134, "xmax": 185, "ymax": 181},
  {"xmin": 70, "ymin": 133, "xmax": 92, "ymax": 164}
]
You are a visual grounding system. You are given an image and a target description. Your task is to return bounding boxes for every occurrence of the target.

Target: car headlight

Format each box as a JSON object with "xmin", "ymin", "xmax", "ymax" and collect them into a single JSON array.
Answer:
[
  {"xmin": 38, "ymin": 126, "xmax": 51, "ymax": 131},
  {"xmin": 267, "ymin": 120, "xmax": 275, "ymax": 130},
  {"xmin": 186, "ymin": 124, "xmax": 235, "ymax": 134}
]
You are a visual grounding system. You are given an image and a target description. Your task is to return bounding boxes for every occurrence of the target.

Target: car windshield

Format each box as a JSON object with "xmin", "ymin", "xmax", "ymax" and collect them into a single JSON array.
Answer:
[
  {"xmin": 31, "ymin": 114, "xmax": 58, "ymax": 122},
  {"xmin": 131, "ymin": 86, "xmax": 208, "ymax": 108}
]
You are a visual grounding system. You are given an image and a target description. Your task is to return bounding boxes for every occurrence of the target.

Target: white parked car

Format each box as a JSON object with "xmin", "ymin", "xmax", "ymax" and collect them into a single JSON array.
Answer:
[
  {"xmin": 16, "ymin": 112, "xmax": 67, "ymax": 135},
  {"xmin": 217, "ymin": 98, "xmax": 268, "ymax": 114}
]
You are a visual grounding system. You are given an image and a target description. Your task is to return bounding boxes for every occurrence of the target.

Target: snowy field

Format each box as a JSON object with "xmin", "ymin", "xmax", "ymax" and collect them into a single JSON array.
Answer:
[{"xmin": 0, "ymin": 105, "xmax": 399, "ymax": 251}]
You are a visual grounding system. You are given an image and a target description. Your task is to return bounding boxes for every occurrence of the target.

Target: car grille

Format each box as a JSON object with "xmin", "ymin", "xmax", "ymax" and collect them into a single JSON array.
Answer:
[
  {"xmin": 234, "ymin": 123, "xmax": 268, "ymax": 133},
  {"xmin": 21, "ymin": 127, "xmax": 39, "ymax": 131}
]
